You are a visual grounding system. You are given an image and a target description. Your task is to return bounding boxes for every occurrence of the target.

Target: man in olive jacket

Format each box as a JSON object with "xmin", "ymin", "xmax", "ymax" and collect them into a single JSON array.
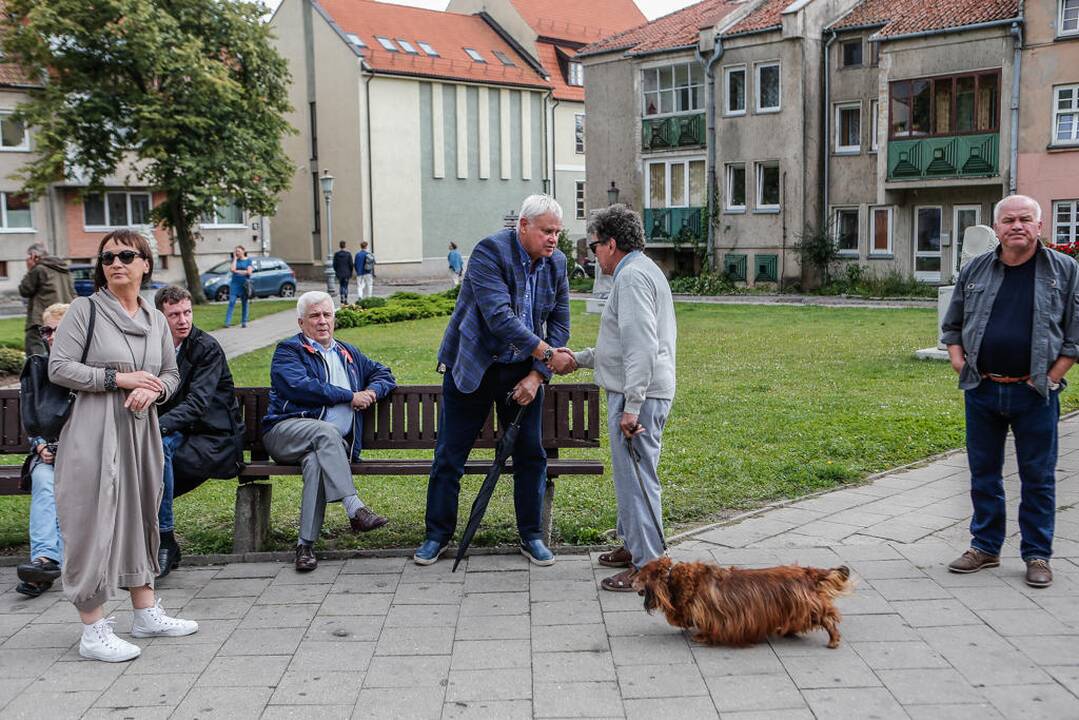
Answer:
[{"xmin": 19, "ymin": 243, "xmax": 74, "ymax": 356}]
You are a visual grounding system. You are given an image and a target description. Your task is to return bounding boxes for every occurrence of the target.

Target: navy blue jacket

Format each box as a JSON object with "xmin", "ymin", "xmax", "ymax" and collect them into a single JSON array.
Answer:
[
  {"xmin": 262, "ymin": 334, "xmax": 397, "ymax": 460},
  {"xmin": 437, "ymin": 227, "xmax": 570, "ymax": 394}
]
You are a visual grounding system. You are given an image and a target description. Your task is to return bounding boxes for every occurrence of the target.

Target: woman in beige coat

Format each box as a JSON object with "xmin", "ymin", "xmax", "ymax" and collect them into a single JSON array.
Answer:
[{"xmin": 49, "ymin": 229, "xmax": 199, "ymax": 662}]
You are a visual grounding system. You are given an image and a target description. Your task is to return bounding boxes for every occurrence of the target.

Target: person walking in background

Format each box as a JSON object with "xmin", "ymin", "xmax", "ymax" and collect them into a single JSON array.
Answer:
[
  {"xmin": 19, "ymin": 242, "xmax": 74, "ymax": 356},
  {"xmin": 354, "ymin": 241, "xmax": 374, "ymax": 300},
  {"xmin": 15, "ymin": 302, "xmax": 70, "ymax": 599},
  {"xmin": 49, "ymin": 229, "xmax": 197, "ymax": 663},
  {"xmin": 448, "ymin": 242, "xmax": 463, "ymax": 288},
  {"xmin": 551, "ymin": 205, "xmax": 677, "ymax": 592},
  {"xmin": 224, "ymin": 245, "xmax": 253, "ymax": 328},
  {"xmin": 333, "ymin": 241, "xmax": 353, "ymax": 304}
]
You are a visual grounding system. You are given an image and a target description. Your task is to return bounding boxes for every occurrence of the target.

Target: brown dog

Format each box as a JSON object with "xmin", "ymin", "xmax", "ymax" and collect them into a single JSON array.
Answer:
[{"xmin": 632, "ymin": 556, "xmax": 854, "ymax": 648}]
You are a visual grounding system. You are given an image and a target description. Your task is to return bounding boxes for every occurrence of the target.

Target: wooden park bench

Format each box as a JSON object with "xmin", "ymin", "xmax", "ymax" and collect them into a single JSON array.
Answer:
[{"xmin": 0, "ymin": 383, "xmax": 604, "ymax": 553}]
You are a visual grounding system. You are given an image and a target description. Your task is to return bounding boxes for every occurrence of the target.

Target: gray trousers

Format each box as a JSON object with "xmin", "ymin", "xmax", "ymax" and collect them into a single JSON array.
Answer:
[
  {"xmin": 607, "ymin": 391, "xmax": 671, "ymax": 568},
  {"xmin": 263, "ymin": 418, "xmax": 358, "ymax": 544}
]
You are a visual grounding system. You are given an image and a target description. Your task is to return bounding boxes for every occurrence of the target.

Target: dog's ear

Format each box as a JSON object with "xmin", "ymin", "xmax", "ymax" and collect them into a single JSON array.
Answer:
[{"xmin": 637, "ymin": 559, "xmax": 674, "ymax": 616}]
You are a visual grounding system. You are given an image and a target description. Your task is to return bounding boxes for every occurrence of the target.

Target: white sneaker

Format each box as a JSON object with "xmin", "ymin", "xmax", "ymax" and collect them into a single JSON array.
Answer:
[
  {"xmin": 80, "ymin": 617, "xmax": 141, "ymax": 662},
  {"xmin": 130, "ymin": 599, "xmax": 199, "ymax": 638}
]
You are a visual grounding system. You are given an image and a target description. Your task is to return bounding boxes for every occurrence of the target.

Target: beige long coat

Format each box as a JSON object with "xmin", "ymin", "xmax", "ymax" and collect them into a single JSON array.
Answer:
[{"xmin": 49, "ymin": 291, "xmax": 179, "ymax": 612}]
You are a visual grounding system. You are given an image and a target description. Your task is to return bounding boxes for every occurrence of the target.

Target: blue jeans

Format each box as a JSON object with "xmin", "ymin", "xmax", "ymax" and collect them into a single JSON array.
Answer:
[
  {"xmin": 424, "ymin": 361, "xmax": 546, "ymax": 543},
  {"xmin": 965, "ymin": 381, "xmax": 1059, "ymax": 560},
  {"xmin": 338, "ymin": 278, "xmax": 350, "ymax": 304},
  {"xmin": 159, "ymin": 432, "xmax": 186, "ymax": 533},
  {"xmin": 29, "ymin": 460, "xmax": 62, "ymax": 563},
  {"xmin": 225, "ymin": 280, "xmax": 249, "ymax": 326}
]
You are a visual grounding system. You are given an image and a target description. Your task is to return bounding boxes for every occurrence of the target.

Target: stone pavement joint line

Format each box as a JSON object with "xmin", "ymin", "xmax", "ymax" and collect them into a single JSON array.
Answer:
[{"xmin": 3, "ymin": 418, "xmax": 1079, "ymax": 718}]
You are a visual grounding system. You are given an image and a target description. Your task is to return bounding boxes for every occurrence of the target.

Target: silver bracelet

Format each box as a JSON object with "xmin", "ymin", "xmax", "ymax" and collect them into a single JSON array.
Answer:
[{"xmin": 104, "ymin": 368, "xmax": 118, "ymax": 391}]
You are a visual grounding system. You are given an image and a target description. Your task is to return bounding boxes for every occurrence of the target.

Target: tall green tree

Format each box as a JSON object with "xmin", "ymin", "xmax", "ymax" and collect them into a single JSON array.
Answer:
[{"xmin": 1, "ymin": 0, "xmax": 294, "ymax": 302}]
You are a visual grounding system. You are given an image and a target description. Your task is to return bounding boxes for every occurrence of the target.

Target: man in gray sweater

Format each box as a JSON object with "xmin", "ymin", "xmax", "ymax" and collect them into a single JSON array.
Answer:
[{"xmin": 552, "ymin": 205, "xmax": 676, "ymax": 591}]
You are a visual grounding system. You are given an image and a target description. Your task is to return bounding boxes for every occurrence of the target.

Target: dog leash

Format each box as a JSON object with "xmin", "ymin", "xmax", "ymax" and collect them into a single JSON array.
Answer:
[{"xmin": 626, "ymin": 434, "xmax": 667, "ymax": 552}]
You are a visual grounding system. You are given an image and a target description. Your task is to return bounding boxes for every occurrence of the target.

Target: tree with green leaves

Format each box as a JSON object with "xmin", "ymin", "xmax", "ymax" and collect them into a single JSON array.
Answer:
[{"xmin": 1, "ymin": 0, "xmax": 294, "ymax": 302}]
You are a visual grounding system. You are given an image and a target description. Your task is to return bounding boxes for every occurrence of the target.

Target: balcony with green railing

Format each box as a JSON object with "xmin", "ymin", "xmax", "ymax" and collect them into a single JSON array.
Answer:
[
  {"xmin": 643, "ymin": 207, "xmax": 706, "ymax": 245},
  {"xmin": 641, "ymin": 113, "xmax": 706, "ymax": 152},
  {"xmin": 887, "ymin": 132, "xmax": 999, "ymax": 182}
]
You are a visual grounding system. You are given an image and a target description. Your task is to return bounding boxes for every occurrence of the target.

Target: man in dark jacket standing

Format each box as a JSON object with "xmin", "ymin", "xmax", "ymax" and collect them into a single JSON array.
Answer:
[
  {"xmin": 19, "ymin": 243, "xmax": 74, "ymax": 356},
  {"xmin": 154, "ymin": 286, "xmax": 244, "ymax": 577},
  {"xmin": 263, "ymin": 291, "xmax": 397, "ymax": 572},
  {"xmin": 332, "ymin": 241, "xmax": 353, "ymax": 304}
]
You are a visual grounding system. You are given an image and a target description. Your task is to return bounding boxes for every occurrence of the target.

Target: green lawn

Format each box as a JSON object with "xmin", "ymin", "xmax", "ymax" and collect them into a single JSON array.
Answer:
[{"xmin": 1, "ymin": 301, "xmax": 1074, "ymax": 555}]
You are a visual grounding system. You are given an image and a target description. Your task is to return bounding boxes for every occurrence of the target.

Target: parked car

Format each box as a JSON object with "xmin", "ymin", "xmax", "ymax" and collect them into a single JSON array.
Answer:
[
  {"xmin": 572, "ymin": 256, "xmax": 596, "ymax": 279},
  {"xmin": 69, "ymin": 263, "xmax": 167, "ymax": 297},
  {"xmin": 200, "ymin": 256, "xmax": 297, "ymax": 302}
]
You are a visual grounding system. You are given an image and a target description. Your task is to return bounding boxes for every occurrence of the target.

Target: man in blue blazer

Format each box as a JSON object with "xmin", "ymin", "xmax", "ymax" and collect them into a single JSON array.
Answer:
[
  {"xmin": 263, "ymin": 291, "xmax": 397, "ymax": 572},
  {"xmin": 415, "ymin": 195, "xmax": 573, "ymax": 566}
]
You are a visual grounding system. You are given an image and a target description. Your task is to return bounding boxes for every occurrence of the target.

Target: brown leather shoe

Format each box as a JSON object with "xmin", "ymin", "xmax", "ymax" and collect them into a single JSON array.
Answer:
[
  {"xmin": 947, "ymin": 548, "xmax": 1000, "ymax": 574},
  {"xmin": 1025, "ymin": 558, "xmax": 1052, "ymax": 588},
  {"xmin": 349, "ymin": 507, "xmax": 389, "ymax": 533},
  {"xmin": 295, "ymin": 544, "xmax": 317, "ymax": 572}
]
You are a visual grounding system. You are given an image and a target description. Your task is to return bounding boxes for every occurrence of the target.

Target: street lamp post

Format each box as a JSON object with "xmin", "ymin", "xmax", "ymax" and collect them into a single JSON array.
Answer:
[{"xmin": 319, "ymin": 170, "xmax": 336, "ymax": 298}]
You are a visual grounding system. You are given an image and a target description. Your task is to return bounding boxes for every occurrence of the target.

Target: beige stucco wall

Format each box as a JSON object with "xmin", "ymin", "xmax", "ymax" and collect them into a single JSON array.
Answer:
[
  {"xmin": 368, "ymin": 77, "xmax": 423, "ymax": 265},
  {"xmin": 0, "ymin": 87, "xmax": 52, "ymax": 292},
  {"xmin": 583, "ymin": 53, "xmax": 641, "ymax": 214},
  {"xmin": 552, "ymin": 99, "xmax": 586, "ymax": 238}
]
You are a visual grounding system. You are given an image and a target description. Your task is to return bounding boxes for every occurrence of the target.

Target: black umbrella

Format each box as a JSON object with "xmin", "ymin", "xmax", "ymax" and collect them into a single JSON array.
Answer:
[{"xmin": 452, "ymin": 397, "xmax": 529, "ymax": 572}]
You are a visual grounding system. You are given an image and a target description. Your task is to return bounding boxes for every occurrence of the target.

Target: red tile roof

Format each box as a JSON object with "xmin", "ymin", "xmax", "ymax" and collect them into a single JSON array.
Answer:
[
  {"xmin": 723, "ymin": 0, "xmax": 790, "ymax": 37},
  {"xmin": 317, "ymin": 0, "xmax": 548, "ymax": 89},
  {"xmin": 537, "ymin": 42, "xmax": 583, "ymax": 101},
  {"xmin": 829, "ymin": 0, "xmax": 1019, "ymax": 38},
  {"xmin": 0, "ymin": 63, "xmax": 40, "ymax": 88},
  {"xmin": 509, "ymin": 0, "xmax": 647, "ymax": 45},
  {"xmin": 579, "ymin": 0, "xmax": 741, "ymax": 57}
]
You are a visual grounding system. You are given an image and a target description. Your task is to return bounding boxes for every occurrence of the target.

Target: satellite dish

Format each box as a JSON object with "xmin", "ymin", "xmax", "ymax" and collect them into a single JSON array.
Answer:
[{"xmin": 960, "ymin": 225, "xmax": 998, "ymax": 270}]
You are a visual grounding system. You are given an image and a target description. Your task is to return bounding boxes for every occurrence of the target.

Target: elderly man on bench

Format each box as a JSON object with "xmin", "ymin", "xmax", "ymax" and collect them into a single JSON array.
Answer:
[{"xmin": 262, "ymin": 291, "xmax": 397, "ymax": 572}]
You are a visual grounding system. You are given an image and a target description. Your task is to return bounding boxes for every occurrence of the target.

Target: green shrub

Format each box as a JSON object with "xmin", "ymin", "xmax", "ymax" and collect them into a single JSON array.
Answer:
[
  {"xmin": 669, "ymin": 272, "xmax": 737, "ymax": 296},
  {"xmin": 0, "ymin": 346, "xmax": 26, "ymax": 374},
  {"xmin": 388, "ymin": 291, "xmax": 423, "ymax": 301},
  {"xmin": 357, "ymin": 296, "xmax": 386, "ymax": 309},
  {"xmin": 817, "ymin": 265, "xmax": 938, "ymax": 299},
  {"xmin": 569, "ymin": 277, "xmax": 594, "ymax": 293},
  {"xmin": 335, "ymin": 289, "xmax": 457, "ymax": 329}
]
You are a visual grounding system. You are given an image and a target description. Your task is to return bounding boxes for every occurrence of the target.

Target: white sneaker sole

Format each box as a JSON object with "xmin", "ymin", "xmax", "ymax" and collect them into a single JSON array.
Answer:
[
  {"xmin": 413, "ymin": 545, "xmax": 447, "ymax": 566},
  {"xmin": 79, "ymin": 643, "xmax": 141, "ymax": 662},
  {"xmin": 520, "ymin": 548, "xmax": 556, "ymax": 567},
  {"xmin": 131, "ymin": 623, "xmax": 199, "ymax": 639}
]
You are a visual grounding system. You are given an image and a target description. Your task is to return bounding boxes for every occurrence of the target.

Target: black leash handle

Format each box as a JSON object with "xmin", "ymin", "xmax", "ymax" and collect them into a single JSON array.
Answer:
[{"xmin": 626, "ymin": 435, "xmax": 667, "ymax": 551}]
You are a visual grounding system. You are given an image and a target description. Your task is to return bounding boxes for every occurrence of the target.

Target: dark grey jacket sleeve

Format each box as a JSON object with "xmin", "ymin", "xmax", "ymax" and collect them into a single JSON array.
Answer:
[{"xmin": 940, "ymin": 267, "xmax": 968, "ymax": 347}]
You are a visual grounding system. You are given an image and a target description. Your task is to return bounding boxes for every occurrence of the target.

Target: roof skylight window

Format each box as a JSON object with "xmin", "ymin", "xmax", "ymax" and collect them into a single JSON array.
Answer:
[
  {"xmin": 375, "ymin": 36, "xmax": 399, "ymax": 51},
  {"xmin": 464, "ymin": 47, "xmax": 487, "ymax": 63},
  {"xmin": 397, "ymin": 39, "xmax": 419, "ymax": 54},
  {"xmin": 492, "ymin": 50, "xmax": 516, "ymax": 66},
  {"xmin": 346, "ymin": 33, "xmax": 366, "ymax": 48},
  {"xmin": 417, "ymin": 41, "xmax": 439, "ymax": 57}
]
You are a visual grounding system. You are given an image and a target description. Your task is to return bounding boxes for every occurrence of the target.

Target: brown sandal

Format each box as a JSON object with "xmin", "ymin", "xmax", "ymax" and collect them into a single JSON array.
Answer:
[
  {"xmin": 601, "ymin": 568, "xmax": 638, "ymax": 592},
  {"xmin": 598, "ymin": 547, "xmax": 632, "ymax": 568}
]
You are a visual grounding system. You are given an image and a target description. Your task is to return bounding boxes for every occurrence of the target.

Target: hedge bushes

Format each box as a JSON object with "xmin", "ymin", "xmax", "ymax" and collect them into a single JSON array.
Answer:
[
  {"xmin": 0, "ymin": 347, "xmax": 25, "ymax": 374},
  {"xmin": 335, "ymin": 289, "xmax": 458, "ymax": 330}
]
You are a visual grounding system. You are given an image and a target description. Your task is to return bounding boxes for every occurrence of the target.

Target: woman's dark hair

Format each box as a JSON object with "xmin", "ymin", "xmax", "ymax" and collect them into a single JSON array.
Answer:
[
  {"xmin": 94, "ymin": 229, "xmax": 154, "ymax": 290},
  {"xmin": 586, "ymin": 204, "xmax": 646, "ymax": 253},
  {"xmin": 449, "ymin": 242, "xmax": 458, "ymax": 250},
  {"xmin": 235, "ymin": 245, "xmax": 247, "ymax": 256}
]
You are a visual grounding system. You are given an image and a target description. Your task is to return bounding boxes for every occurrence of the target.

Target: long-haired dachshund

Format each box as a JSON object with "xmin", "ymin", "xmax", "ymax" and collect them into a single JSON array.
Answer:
[{"xmin": 632, "ymin": 556, "xmax": 854, "ymax": 648}]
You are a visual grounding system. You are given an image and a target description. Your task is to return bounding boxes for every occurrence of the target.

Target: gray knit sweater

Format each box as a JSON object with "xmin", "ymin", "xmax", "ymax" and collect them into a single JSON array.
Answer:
[{"xmin": 574, "ymin": 251, "xmax": 677, "ymax": 414}]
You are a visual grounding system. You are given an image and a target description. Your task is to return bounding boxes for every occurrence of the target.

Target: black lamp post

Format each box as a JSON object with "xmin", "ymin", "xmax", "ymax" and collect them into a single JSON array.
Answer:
[
  {"xmin": 319, "ymin": 170, "xmax": 336, "ymax": 297},
  {"xmin": 607, "ymin": 181, "xmax": 620, "ymax": 206}
]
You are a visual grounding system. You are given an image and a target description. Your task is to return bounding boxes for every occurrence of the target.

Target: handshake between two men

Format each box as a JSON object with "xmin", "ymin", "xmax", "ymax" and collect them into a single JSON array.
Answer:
[{"xmin": 544, "ymin": 347, "xmax": 645, "ymax": 439}]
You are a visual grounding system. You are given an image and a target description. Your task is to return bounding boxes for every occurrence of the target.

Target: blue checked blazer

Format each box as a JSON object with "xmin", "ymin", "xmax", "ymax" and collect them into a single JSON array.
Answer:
[{"xmin": 438, "ymin": 227, "xmax": 571, "ymax": 394}]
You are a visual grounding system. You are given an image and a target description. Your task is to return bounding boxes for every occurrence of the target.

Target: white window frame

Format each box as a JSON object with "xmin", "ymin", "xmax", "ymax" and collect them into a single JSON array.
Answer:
[
  {"xmin": 464, "ymin": 47, "xmax": 486, "ymax": 63},
  {"xmin": 723, "ymin": 64, "xmax": 746, "ymax": 116},
  {"xmin": 83, "ymin": 191, "xmax": 153, "ymax": 231},
  {"xmin": 641, "ymin": 62, "xmax": 705, "ymax": 118},
  {"xmin": 345, "ymin": 33, "xmax": 366, "ymax": 49},
  {"xmin": 200, "ymin": 198, "xmax": 246, "ymax": 229},
  {"xmin": 0, "ymin": 111, "xmax": 30, "ymax": 152},
  {"xmin": 755, "ymin": 61, "xmax": 781, "ymax": 114},
  {"xmin": 574, "ymin": 113, "xmax": 585, "ymax": 154},
  {"xmin": 914, "ymin": 205, "xmax": 943, "ymax": 283},
  {"xmin": 375, "ymin": 36, "xmax": 399, "ymax": 52},
  {"xmin": 869, "ymin": 206, "xmax": 893, "ymax": 256},
  {"xmin": 568, "ymin": 62, "xmax": 584, "ymax": 87},
  {"xmin": 870, "ymin": 99, "xmax": 879, "ymax": 152},
  {"xmin": 833, "ymin": 207, "xmax": 860, "ymax": 256},
  {"xmin": 835, "ymin": 102, "xmax": 861, "ymax": 154},
  {"xmin": 645, "ymin": 156, "xmax": 707, "ymax": 209},
  {"xmin": 417, "ymin": 41, "xmax": 439, "ymax": 57},
  {"xmin": 0, "ymin": 191, "xmax": 34, "ymax": 233},
  {"xmin": 1060, "ymin": 0, "xmax": 1079, "ymax": 37},
  {"xmin": 396, "ymin": 39, "xmax": 419, "ymax": 55},
  {"xmin": 952, "ymin": 204, "xmax": 982, "ymax": 274},
  {"xmin": 1053, "ymin": 84, "xmax": 1079, "ymax": 145},
  {"xmin": 724, "ymin": 162, "xmax": 746, "ymax": 213},
  {"xmin": 754, "ymin": 161, "xmax": 780, "ymax": 212},
  {"xmin": 1053, "ymin": 200, "xmax": 1079, "ymax": 244},
  {"xmin": 575, "ymin": 181, "xmax": 586, "ymax": 220}
]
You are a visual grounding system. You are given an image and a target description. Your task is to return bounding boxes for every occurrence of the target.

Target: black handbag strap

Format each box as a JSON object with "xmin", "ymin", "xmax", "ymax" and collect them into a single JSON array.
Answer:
[{"xmin": 80, "ymin": 299, "xmax": 97, "ymax": 365}]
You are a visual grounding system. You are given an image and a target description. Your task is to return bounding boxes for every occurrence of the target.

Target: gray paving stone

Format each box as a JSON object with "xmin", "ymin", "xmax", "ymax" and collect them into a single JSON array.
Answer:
[
  {"xmin": 976, "ymin": 608, "xmax": 1071, "ymax": 636},
  {"xmin": 399, "ymin": 560, "xmax": 466, "ymax": 584},
  {"xmin": 446, "ymin": 667, "xmax": 533, "ymax": 701},
  {"xmin": 533, "ymin": 651, "xmax": 616, "ymax": 683},
  {"xmin": 889, "ymin": 598, "xmax": 983, "ymax": 627},
  {"xmin": 704, "ymin": 673, "xmax": 805, "ymax": 712},
  {"xmin": 602, "ymin": 610, "xmax": 676, "ymax": 637},
  {"xmin": 850, "ymin": 640, "xmax": 950, "ymax": 670},
  {"xmin": 847, "ymin": 559, "xmax": 926, "ymax": 580},
  {"xmin": 455, "ymin": 613, "xmax": 531, "ymax": 640},
  {"xmin": 194, "ymin": 577, "xmax": 271, "ymax": 598},
  {"xmin": 905, "ymin": 704, "xmax": 1005, "ymax": 720},
  {"xmin": 289, "ymin": 639, "xmax": 375, "ymax": 672},
  {"xmin": 219, "ymin": 626, "xmax": 305, "ymax": 656},
  {"xmin": 832, "ymin": 543, "xmax": 909, "ymax": 563},
  {"xmin": 715, "ymin": 710, "xmax": 814, "ymax": 720},
  {"xmin": 801, "ymin": 687, "xmax": 909, "ymax": 720},
  {"xmin": 451, "ymin": 639, "xmax": 531, "ymax": 669},
  {"xmin": 0, "ymin": 676, "xmax": 33, "ymax": 707},
  {"xmin": 169, "ymin": 685, "xmax": 274, "ymax": 720},
  {"xmin": 877, "ymin": 667, "xmax": 987, "ymax": 704},
  {"xmin": 260, "ymin": 705, "xmax": 353, "ymax": 720},
  {"xmin": 949, "ymin": 584, "xmax": 1040, "ymax": 610},
  {"xmin": 145, "ymin": 617, "xmax": 239, "ymax": 647},
  {"xmin": 623, "ymin": 696, "xmax": 719, "ymax": 720},
  {"xmin": 464, "ymin": 570, "xmax": 529, "ymax": 593},
  {"xmin": 363, "ymin": 655, "xmax": 450, "ymax": 687},
  {"xmin": 531, "ymin": 580, "xmax": 597, "ymax": 603},
  {"xmin": 0, "ymin": 620, "xmax": 78, "ymax": 649},
  {"xmin": 330, "ymin": 573, "xmax": 400, "ymax": 595},
  {"xmin": 532, "ymin": 623, "xmax": 608, "ymax": 653},
  {"xmin": 835, "ymin": 587, "xmax": 895, "ymax": 615},
  {"xmin": 868, "ymin": 577, "xmax": 953, "ymax": 601},
  {"xmin": 839, "ymin": 613, "xmax": 920, "ymax": 642},
  {"xmin": 271, "ymin": 563, "xmax": 341, "ymax": 585},
  {"xmin": 122, "ymin": 640, "xmax": 219, "ymax": 675},
  {"xmin": 1008, "ymin": 635, "xmax": 1079, "ymax": 665},
  {"xmin": 22, "ymin": 657, "xmax": 126, "ymax": 691},
  {"xmin": 1045, "ymin": 665, "xmax": 1079, "ymax": 696},
  {"xmin": 4, "ymin": 689, "xmax": 103, "ymax": 719},
  {"xmin": 239, "ymin": 602, "xmax": 319, "ymax": 628},
  {"xmin": 856, "ymin": 520, "xmax": 936, "ymax": 544},
  {"xmin": 921, "ymin": 625, "xmax": 1052, "ymax": 686},
  {"xmin": 268, "ymin": 670, "xmax": 362, "ymax": 705},
  {"xmin": 94, "ymin": 672, "xmax": 199, "ymax": 708},
  {"xmin": 982, "ymin": 683, "xmax": 1079, "ymax": 720},
  {"xmin": 442, "ymin": 699, "xmax": 532, "ymax": 720},
  {"xmin": 392, "ymin": 580, "xmax": 464, "ymax": 605},
  {"xmin": 532, "ymin": 681, "xmax": 623, "ymax": 718},
  {"xmin": 81, "ymin": 708, "xmax": 174, "ymax": 720},
  {"xmin": 691, "ymin": 644, "xmax": 784, "ymax": 676},
  {"xmin": 317, "ymin": 592, "xmax": 393, "ymax": 616},
  {"xmin": 176, "ymin": 596, "xmax": 255, "ymax": 621},
  {"xmin": 596, "ymin": 587, "xmax": 646, "ymax": 613},
  {"xmin": 196, "ymin": 654, "xmax": 291, "ymax": 686},
  {"xmin": 780, "ymin": 647, "xmax": 881, "ymax": 689},
  {"xmin": 305, "ymin": 614, "xmax": 384, "ymax": 642},
  {"xmin": 384, "ymin": 602, "xmax": 460, "ymax": 627},
  {"xmin": 608, "ymin": 633, "xmax": 693, "ymax": 666},
  {"xmin": 353, "ymin": 686, "xmax": 446, "ymax": 719},
  {"xmin": 340, "ymin": 556, "xmax": 407, "ymax": 574},
  {"xmin": 377, "ymin": 625, "xmax": 455, "ymax": 655},
  {"xmin": 257, "ymin": 583, "xmax": 332, "ymax": 605},
  {"xmin": 615, "ymin": 663, "xmax": 708, "ymax": 698},
  {"xmin": 532, "ymin": 600, "xmax": 602, "ymax": 626},
  {"xmin": 460, "ymin": 592, "xmax": 529, "ymax": 616},
  {"xmin": 210, "ymin": 561, "xmax": 281, "ymax": 578}
]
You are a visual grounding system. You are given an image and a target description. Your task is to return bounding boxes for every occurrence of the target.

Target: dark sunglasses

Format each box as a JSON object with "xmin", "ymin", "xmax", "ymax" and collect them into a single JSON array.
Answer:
[
  {"xmin": 37, "ymin": 326, "xmax": 56, "ymax": 339},
  {"xmin": 589, "ymin": 238, "xmax": 608, "ymax": 254},
  {"xmin": 99, "ymin": 250, "xmax": 145, "ymax": 266}
]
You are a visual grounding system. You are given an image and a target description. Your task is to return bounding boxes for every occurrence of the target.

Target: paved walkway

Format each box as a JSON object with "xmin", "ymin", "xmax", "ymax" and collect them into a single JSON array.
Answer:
[
  {"xmin": 569, "ymin": 292, "xmax": 937, "ymax": 310},
  {"xmin": 1, "ymin": 421, "xmax": 1077, "ymax": 719}
]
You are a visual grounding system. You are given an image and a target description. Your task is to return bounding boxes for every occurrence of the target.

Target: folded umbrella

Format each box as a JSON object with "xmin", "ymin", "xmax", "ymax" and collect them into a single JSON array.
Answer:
[{"xmin": 452, "ymin": 398, "xmax": 528, "ymax": 572}]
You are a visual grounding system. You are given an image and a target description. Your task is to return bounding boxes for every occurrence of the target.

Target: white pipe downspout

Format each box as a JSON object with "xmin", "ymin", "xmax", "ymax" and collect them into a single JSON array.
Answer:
[
  {"xmin": 1008, "ymin": 17, "xmax": 1023, "ymax": 196},
  {"xmin": 696, "ymin": 35, "xmax": 724, "ymax": 269},
  {"xmin": 823, "ymin": 30, "xmax": 838, "ymax": 227}
]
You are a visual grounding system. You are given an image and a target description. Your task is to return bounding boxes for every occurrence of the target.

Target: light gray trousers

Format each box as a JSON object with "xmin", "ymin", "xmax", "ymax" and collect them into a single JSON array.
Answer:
[
  {"xmin": 607, "ymin": 391, "xmax": 671, "ymax": 569},
  {"xmin": 263, "ymin": 418, "xmax": 358, "ymax": 544}
]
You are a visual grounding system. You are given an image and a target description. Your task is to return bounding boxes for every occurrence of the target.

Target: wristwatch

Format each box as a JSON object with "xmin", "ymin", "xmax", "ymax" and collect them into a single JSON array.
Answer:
[{"xmin": 541, "ymin": 346, "xmax": 554, "ymax": 363}]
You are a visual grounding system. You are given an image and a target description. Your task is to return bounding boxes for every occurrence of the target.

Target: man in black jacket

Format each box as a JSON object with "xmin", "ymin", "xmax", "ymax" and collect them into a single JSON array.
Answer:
[
  {"xmin": 332, "ymin": 241, "xmax": 354, "ymax": 304},
  {"xmin": 154, "ymin": 286, "xmax": 244, "ymax": 577}
]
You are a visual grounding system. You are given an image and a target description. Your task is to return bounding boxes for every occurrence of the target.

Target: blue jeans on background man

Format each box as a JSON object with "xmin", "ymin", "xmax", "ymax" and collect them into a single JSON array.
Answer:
[
  {"xmin": 965, "ymin": 381, "xmax": 1059, "ymax": 561},
  {"xmin": 338, "ymin": 278, "xmax": 350, "ymax": 304},
  {"xmin": 225, "ymin": 279, "xmax": 249, "ymax": 327},
  {"xmin": 424, "ymin": 361, "xmax": 547, "ymax": 544},
  {"xmin": 29, "ymin": 461, "xmax": 62, "ymax": 564},
  {"xmin": 159, "ymin": 431, "xmax": 186, "ymax": 533}
]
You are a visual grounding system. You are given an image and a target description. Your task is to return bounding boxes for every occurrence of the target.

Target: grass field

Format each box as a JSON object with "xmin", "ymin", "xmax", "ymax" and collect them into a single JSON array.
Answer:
[{"xmin": 1, "ymin": 301, "xmax": 1073, "ymax": 555}]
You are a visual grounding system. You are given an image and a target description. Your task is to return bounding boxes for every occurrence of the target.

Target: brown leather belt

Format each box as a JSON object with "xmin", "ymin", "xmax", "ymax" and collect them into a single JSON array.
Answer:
[{"xmin": 981, "ymin": 373, "xmax": 1031, "ymax": 384}]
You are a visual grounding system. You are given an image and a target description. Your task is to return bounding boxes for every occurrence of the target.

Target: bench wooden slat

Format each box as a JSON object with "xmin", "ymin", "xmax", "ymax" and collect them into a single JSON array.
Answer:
[{"xmin": 239, "ymin": 458, "xmax": 604, "ymax": 477}]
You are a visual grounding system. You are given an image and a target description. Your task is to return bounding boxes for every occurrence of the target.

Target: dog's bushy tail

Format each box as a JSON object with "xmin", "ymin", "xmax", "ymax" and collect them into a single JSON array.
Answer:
[{"xmin": 816, "ymin": 565, "xmax": 855, "ymax": 599}]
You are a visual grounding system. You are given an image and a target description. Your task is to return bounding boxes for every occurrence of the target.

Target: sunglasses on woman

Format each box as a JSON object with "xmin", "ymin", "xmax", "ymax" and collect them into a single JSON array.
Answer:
[
  {"xmin": 99, "ymin": 250, "xmax": 145, "ymax": 265},
  {"xmin": 37, "ymin": 326, "xmax": 56, "ymax": 339}
]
